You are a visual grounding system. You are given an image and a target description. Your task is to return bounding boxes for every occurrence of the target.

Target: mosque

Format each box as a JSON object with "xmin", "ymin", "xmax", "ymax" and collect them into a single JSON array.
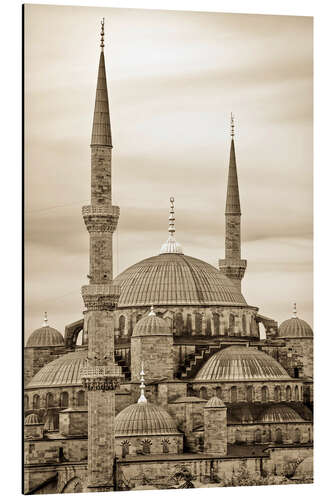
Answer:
[{"xmin": 23, "ymin": 20, "xmax": 313, "ymax": 494}]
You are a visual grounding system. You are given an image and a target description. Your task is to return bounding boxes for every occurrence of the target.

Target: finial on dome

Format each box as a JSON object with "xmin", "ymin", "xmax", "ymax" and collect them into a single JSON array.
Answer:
[
  {"xmin": 137, "ymin": 362, "xmax": 147, "ymax": 404},
  {"xmin": 100, "ymin": 18, "xmax": 105, "ymax": 51},
  {"xmin": 293, "ymin": 302, "xmax": 297, "ymax": 318},
  {"xmin": 43, "ymin": 312, "xmax": 48, "ymax": 327},
  {"xmin": 231, "ymin": 112, "xmax": 235, "ymax": 138},
  {"xmin": 148, "ymin": 305, "xmax": 156, "ymax": 317},
  {"xmin": 159, "ymin": 197, "xmax": 183, "ymax": 254}
]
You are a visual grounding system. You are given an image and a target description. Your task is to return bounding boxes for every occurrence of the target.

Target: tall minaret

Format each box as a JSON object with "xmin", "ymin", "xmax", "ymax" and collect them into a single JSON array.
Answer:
[
  {"xmin": 219, "ymin": 113, "xmax": 247, "ymax": 292},
  {"xmin": 81, "ymin": 19, "xmax": 123, "ymax": 492}
]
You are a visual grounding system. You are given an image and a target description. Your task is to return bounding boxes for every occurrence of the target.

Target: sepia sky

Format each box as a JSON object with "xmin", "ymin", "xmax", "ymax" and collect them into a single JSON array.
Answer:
[{"xmin": 24, "ymin": 4, "xmax": 313, "ymax": 340}]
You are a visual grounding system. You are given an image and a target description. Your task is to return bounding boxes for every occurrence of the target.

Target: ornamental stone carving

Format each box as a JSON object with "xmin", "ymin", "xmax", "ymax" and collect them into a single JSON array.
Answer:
[
  {"xmin": 82, "ymin": 205, "xmax": 120, "ymax": 233},
  {"xmin": 81, "ymin": 284, "xmax": 120, "ymax": 310}
]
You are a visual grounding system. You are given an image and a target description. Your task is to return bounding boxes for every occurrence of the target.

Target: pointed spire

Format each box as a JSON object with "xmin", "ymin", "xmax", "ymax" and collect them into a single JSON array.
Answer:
[
  {"xmin": 293, "ymin": 302, "xmax": 297, "ymax": 318},
  {"xmin": 43, "ymin": 312, "xmax": 48, "ymax": 327},
  {"xmin": 91, "ymin": 19, "xmax": 112, "ymax": 147},
  {"xmin": 159, "ymin": 197, "xmax": 183, "ymax": 254},
  {"xmin": 225, "ymin": 113, "xmax": 241, "ymax": 215},
  {"xmin": 137, "ymin": 362, "xmax": 147, "ymax": 404}
]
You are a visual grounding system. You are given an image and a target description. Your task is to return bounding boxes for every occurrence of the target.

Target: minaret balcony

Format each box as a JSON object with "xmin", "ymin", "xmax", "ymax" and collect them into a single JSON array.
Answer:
[
  {"xmin": 81, "ymin": 283, "xmax": 121, "ymax": 310},
  {"xmin": 82, "ymin": 204, "xmax": 120, "ymax": 233}
]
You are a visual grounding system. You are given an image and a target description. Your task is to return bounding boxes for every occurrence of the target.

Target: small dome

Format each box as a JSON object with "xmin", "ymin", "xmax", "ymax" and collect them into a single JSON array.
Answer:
[
  {"xmin": 115, "ymin": 402, "xmax": 179, "ymax": 436},
  {"xmin": 195, "ymin": 345, "xmax": 291, "ymax": 381},
  {"xmin": 205, "ymin": 396, "xmax": 226, "ymax": 408},
  {"xmin": 27, "ymin": 350, "xmax": 86, "ymax": 388},
  {"xmin": 132, "ymin": 309, "xmax": 170, "ymax": 337},
  {"xmin": 278, "ymin": 317, "xmax": 313, "ymax": 338},
  {"xmin": 25, "ymin": 413, "xmax": 40, "ymax": 425},
  {"xmin": 26, "ymin": 325, "xmax": 64, "ymax": 347},
  {"xmin": 260, "ymin": 405, "xmax": 304, "ymax": 423}
]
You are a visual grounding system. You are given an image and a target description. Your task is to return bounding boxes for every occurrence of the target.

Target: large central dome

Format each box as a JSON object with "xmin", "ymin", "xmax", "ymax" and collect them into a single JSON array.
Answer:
[{"xmin": 113, "ymin": 253, "xmax": 247, "ymax": 308}]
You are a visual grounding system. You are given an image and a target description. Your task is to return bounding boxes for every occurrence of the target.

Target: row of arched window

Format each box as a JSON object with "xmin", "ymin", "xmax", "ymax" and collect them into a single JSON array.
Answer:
[
  {"xmin": 198, "ymin": 384, "xmax": 302, "ymax": 402},
  {"xmin": 233, "ymin": 427, "xmax": 308, "ymax": 444},
  {"xmin": 24, "ymin": 390, "xmax": 86, "ymax": 410},
  {"xmin": 117, "ymin": 312, "xmax": 255, "ymax": 337}
]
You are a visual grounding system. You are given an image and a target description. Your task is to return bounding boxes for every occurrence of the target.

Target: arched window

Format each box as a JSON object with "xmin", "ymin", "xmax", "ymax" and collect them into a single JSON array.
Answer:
[
  {"xmin": 230, "ymin": 386, "xmax": 237, "ymax": 403},
  {"xmin": 275, "ymin": 428, "xmax": 283, "ymax": 444},
  {"xmin": 32, "ymin": 394, "xmax": 40, "ymax": 409},
  {"xmin": 24, "ymin": 394, "xmax": 29, "ymax": 409},
  {"xmin": 213, "ymin": 313, "xmax": 220, "ymax": 336},
  {"xmin": 294, "ymin": 428, "xmax": 301, "ymax": 444},
  {"xmin": 121, "ymin": 440, "xmax": 130, "ymax": 458},
  {"xmin": 242, "ymin": 315, "xmax": 247, "ymax": 335},
  {"xmin": 255, "ymin": 429, "xmax": 262, "ymax": 443},
  {"xmin": 46, "ymin": 392, "xmax": 54, "ymax": 408},
  {"xmin": 274, "ymin": 386, "xmax": 281, "ymax": 402},
  {"xmin": 229, "ymin": 313, "xmax": 235, "ymax": 335},
  {"xmin": 186, "ymin": 314, "xmax": 192, "ymax": 335},
  {"xmin": 295, "ymin": 386, "xmax": 299, "ymax": 401},
  {"xmin": 246, "ymin": 386, "xmax": 253, "ymax": 402},
  {"xmin": 206, "ymin": 318, "xmax": 212, "ymax": 336},
  {"xmin": 261, "ymin": 386, "xmax": 269, "ymax": 402},
  {"xmin": 77, "ymin": 390, "xmax": 86, "ymax": 407},
  {"xmin": 286, "ymin": 386, "xmax": 291, "ymax": 401},
  {"xmin": 200, "ymin": 387, "xmax": 208, "ymax": 400},
  {"xmin": 60, "ymin": 392, "xmax": 69, "ymax": 408},
  {"xmin": 235, "ymin": 429, "xmax": 242, "ymax": 444},
  {"xmin": 136, "ymin": 314, "xmax": 142, "ymax": 324},
  {"xmin": 162, "ymin": 439, "xmax": 170, "ymax": 453},
  {"xmin": 215, "ymin": 387, "xmax": 222, "ymax": 399},
  {"xmin": 175, "ymin": 312, "xmax": 184, "ymax": 335},
  {"xmin": 141, "ymin": 439, "xmax": 151, "ymax": 454},
  {"xmin": 195, "ymin": 313, "xmax": 202, "ymax": 335},
  {"xmin": 119, "ymin": 315, "xmax": 126, "ymax": 337}
]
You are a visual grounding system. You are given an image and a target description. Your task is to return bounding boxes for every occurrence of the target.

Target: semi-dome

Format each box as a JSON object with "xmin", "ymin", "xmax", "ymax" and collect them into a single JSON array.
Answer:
[
  {"xmin": 292, "ymin": 456, "xmax": 313, "ymax": 481},
  {"xmin": 260, "ymin": 405, "xmax": 304, "ymax": 423},
  {"xmin": 115, "ymin": 402, "xmax": 179, "ymax": 437},
  {"xmin": 26, "ymin": 325, "xmax": 64, "ymax": 347},
  {"xmin": 132, "ymin": 307, "xmax": 170, "ymax": 337},
  {"xmin": 27, "ymin": 349, "xmax": 87, "ymax": 389},
  {"xmin": 195, "ymin": 345, "xmax": 291, "ymax": 381},
  {"xmin": 24, "ymin": 413, "xmax": 40, "ymax": 425},
  {"xmin": 113, "ymin": 253, "xmax": 247, "ymax": 308},
  {"xmin": 278, "ymin": 317, "xmax": 313, "ymax": 338}
]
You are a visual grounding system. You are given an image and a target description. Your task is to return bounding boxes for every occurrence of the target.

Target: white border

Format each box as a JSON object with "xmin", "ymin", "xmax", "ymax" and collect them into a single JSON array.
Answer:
[{"xmin": 1, "ymin": 0, "xmax": 332, "ymax": 499}]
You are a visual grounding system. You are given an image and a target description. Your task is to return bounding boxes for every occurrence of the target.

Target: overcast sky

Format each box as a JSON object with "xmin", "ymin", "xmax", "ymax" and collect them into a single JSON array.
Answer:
[{"xmin": 24, "ymin": 4, "xmax": 313, "ymax": 340}]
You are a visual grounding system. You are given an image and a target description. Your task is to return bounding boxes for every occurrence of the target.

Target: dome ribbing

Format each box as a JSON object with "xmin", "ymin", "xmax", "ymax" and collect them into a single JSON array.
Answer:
[
  {"xmin": 26, "ymin": 326, "xmax": 64, "ymax": 348},
  {"xmin": 195, "ymin": 346, "xmax": 291, "ymax": 381},
  {"xmin": 133, "ymin": 311, "xmax": 170, "ymax": 337},
  {"xmin": 260, "ymin": 405, "xmax": 304, "ymax": 423},
  {"xmin": 115, "ymin": 402, "xmax": 179, "ymax": 436},
  {"xmin": 27, "ymin": 350, "xmax": 87, "ymax": 388},
  {"xmin": 113, "ymin": 253, "xmax": 247, "ymax": 307},
  {"xmin": 278, "ymin": 317, "xmax": 313, "ymax": 338}
]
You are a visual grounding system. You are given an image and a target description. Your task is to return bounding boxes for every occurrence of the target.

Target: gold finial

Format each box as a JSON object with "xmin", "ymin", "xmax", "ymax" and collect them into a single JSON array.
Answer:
[
  {"xmin": 148, "ymin": 305, "xmax": 156, "ymax": 317},
  {"xmin": 100, "ymin": 18, "xmax": 105, "ymax": 51},
  {"xmin": 43, "ymin": 312, "xmax": 48, "ymax": 327},
  {"xmin": 293, "ymin": 302, "xmax": 297, "ymax": 318},
  {"xmin": 137, "ymin": 362, "xmax": 147, "ymax": 404},
  {"xmin": 231, "ymin": 112, "xmax": 235, "ymax": 138}
]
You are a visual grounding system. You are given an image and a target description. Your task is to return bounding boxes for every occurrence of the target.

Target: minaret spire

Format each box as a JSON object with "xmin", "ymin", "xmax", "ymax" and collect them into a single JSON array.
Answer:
[
  {"xmin": 81, "ymin": 19, "xmax": 122, "ymax": 492},
  {"xmin": 219, "ymin": 113, "xmax": 247, "ymax": 292},
  {"xmin": 91, "ymin": 18, "xmax": 112, "ymax": 149}
]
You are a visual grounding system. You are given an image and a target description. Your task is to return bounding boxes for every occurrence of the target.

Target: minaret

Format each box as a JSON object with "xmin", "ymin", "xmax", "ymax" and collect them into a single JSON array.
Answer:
[
  {"xmin": 80, "ymin": 19, "xmax": 123, "ymax": 492},
  {"xmin": 219, "ymin": 113, "xmax": 247, "ymax": 291}
]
